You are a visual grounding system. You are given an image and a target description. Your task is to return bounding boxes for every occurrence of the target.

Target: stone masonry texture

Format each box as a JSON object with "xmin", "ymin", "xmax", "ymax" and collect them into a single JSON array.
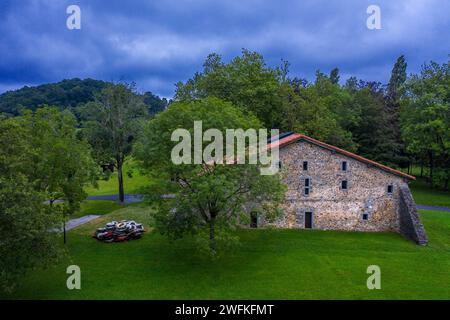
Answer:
[{"xmin": 261, "ymin": 139, "xmax": 428, "ymax": 245}]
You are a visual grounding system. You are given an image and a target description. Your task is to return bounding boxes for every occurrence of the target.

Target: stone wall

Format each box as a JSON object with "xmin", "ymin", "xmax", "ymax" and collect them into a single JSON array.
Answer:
[
  {"xmin": 269, "ymin": 140, "xmax": 411, "ymax": 233},
  {"xmin": 398, "ymin": 185, "xmax": 428, "ymax": 245}
]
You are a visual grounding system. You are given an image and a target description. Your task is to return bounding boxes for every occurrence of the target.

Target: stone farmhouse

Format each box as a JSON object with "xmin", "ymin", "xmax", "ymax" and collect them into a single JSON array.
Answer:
[{"xmin": 255, "ymin": 132, "xmax": 428, "ymax": 245}]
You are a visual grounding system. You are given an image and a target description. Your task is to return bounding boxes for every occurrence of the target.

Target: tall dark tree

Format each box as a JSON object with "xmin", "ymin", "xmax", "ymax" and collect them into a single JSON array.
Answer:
[
  {"xmin": 289, "ymin": 77, "xmax": 309, "ymax": 94},
  {"xmin": 383, "ymin": 55, "xmax": 409, "ymax": 167},
  {"xmin": 143, "ymin": 91, "xmax": 168, "ymax": 116},
  {"xmin": 387, "ymin": 55, "xmax": 407, "ymax": 102},
  {"xmin": 344, "ymin": 76, "xmax": 358, "ymax": 92},
  {"xmin": 345, "ymin": 82, "xmax": 385, "ymax": 161},
  {"xmin": 81, "ymin": 84, "xmax": 148, "ymax": 204},
  {"xmin": 329, "ymin": 68, "xmax": 340, "ymax": 85}
]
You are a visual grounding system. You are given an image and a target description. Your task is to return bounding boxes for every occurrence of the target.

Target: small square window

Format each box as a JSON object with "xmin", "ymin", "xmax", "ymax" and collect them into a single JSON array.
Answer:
[
  {"xmin": 362, "ymin": 213, "xmax": 369, "ymax": 220},
  {"xmin": 304, "ymin": 187, "xmax": 310, "ymax": 195},
  {"xmin": 303, "ymin": 161, "xmax": 308, "ymax": 171},
  {"xmin": 387, "ymin": 185, "xmax": 393, "ymax": 194},
  {"xmin": 341, "ymin": 180, "xmax": 348, "ymax": 190},
  {"xmin": 342, "ymin": 161, "xmax": 347, "ymax": 171}
]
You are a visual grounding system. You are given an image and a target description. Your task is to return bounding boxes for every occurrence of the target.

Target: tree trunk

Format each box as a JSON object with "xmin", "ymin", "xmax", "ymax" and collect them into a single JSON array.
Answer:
[
  {"xmin": 209, "ymin": 218, "xmax": 216, "ymax": 255},
  {"xmin": 50, "ymin": 200, "xmax": 67, "ymax": 244},
  {"xmin": 117, "ymin": 157, "xmax": 125, "ymax": 205},
  {"xmin": 428, "ymin": 151, "xmax": 434, "ymax": 186},
  {"xmin": 63, "ymin": 219, "xmax": 66, "ymax": 244}
]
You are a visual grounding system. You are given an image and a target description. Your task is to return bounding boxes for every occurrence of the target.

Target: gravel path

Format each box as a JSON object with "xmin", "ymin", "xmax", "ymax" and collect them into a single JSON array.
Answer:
[
  {"xmin": 66, "ymin": 215, "xmax": 100, "ymax": 230},
  {"xmin": 86, "ymin": 194, "xmax": 144, "ymax": 203},
  {"xmin": 59, "ymin": 215, "xmax": 100, "ymax": 232},
  {"xmin": 416, "ymin": 204, "xmax": 450, "ymax": 212}
]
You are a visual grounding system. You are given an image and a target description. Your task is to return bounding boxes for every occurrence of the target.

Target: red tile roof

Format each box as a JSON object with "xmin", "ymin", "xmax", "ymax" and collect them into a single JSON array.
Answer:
[{"xmin": 268, "ymin": 133, "xmax": 415, "ymax": 180}]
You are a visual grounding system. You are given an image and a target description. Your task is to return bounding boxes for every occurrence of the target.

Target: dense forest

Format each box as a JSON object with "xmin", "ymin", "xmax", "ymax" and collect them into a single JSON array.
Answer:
[
  {"xmin": 0, "ymin": 78, "xmax": 168, "ymax": 118},
  {"xmin": 0, "ymin": 52, "xmax": 448, "ymax": 189},
  {"xmin": 176, "ymin": 51, "xmax": 449, "ymax": 189}
]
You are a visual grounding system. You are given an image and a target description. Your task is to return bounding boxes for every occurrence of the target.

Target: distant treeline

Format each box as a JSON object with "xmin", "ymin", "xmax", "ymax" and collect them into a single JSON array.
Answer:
[
  {"xmin": 0, "ymin": 53, "xmax": 448, "ymax": 189},
  {"xmin": 0, "ymin": 78, "xmax": 168, "ymax": 118},
  {"xmin": 175, "ymin": 50, "xmax": 449, "ymax": 189}
]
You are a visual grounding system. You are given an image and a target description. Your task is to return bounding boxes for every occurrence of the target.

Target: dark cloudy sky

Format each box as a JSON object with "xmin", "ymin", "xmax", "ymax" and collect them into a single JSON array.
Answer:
[{"xmin": 0, "ymin": 0, "xmax": 448, "ymax": 98}]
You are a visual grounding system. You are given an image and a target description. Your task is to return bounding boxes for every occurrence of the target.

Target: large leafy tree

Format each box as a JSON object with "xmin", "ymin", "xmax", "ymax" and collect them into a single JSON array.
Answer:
[
  {"xmin": 175, "ymin": 50, "xmax": 360, "ymax": 151},
  {"xmin": 383, "ymin": 55, "xmax": 409, "ymax": 167},
  {"xmin": 280, "ymin": 71, "xmax": 357, "ymax": 151},
  {"xmin": 402, "ymin": 60, "xmax": 450, "ymax": 189},
  {"xmin": 344, "ymin": 80, "xmax": 386, "ymax": 162},
  {"xmin": 175, "ymin": 50, "xmax": 284, "ymax": 129},
  {"xmin": 23, "ymin": 108, "xmax": 98, "ymax": 242},
  {"xmin": 0, "ymin": 107, "xmax": 97, "ymax": 291},
  {"xmin": 0, "ymin": 176, "xmax": 59, "ymax": 292},
  {"xmin": 81, "ymin": 84, "xmax": 148, "ymax": 204},
  {"xmin": 134, "ymin": 97, "xmax": 286, "ymax": 255},
  {"xmin": 11, "ymin": 108, "xmax": 98, "ymax": 242}
]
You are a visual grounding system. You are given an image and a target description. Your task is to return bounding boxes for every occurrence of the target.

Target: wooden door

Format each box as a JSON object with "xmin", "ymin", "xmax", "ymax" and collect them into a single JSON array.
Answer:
[{"xmin": 305, "ymin": 212, "xmax": 312, "ymax": 229}]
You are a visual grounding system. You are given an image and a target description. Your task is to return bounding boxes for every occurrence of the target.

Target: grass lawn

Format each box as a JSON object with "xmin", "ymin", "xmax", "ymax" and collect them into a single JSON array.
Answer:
[
  {"xmin": 402, "ymin": 165, "xmax": 450, "ymax": 207},
  {"xmin": 71, "ymin": 200, "xmax": 125, "ymax": 219},
  {"xmin": 410, "ymin": 179, "xmax": 450, "ymax": 207},
  {"xmin": 84, "ymin": 161, "xmax": 149, "ymax": 196},
  {"xmin": 3, "ymin": 207, "xmax": 449, "ymax": 300}
]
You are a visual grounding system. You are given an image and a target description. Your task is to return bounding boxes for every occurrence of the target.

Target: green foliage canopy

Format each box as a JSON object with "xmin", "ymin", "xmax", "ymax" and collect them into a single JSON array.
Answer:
[
  {"xmin": 0, "ymin": 107, "xmax": 97, "ymax": 291},
  {"xmin": 134, "ymin": 97, "xmax": 286, "ymax": 254},
  {"xmin": 402, "ymin": 60, "xmax": 450, "ymax": 188},
  {"xmin": 81, "ymin": 84, "xmax": 148, "ymax": 203}
]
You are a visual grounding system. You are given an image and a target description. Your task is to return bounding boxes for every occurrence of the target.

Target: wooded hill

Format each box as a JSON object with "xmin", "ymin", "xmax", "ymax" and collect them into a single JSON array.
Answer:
[{"xmin": 0, "ymin": 78, "xmax": 168, "ymax": 118}]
